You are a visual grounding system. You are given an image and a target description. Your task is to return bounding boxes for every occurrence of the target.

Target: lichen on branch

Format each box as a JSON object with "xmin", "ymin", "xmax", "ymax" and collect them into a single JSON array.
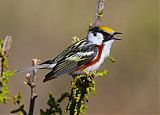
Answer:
[{"xmin": 66, "ymin": 70, "xmax": 108, "ymax": 115}]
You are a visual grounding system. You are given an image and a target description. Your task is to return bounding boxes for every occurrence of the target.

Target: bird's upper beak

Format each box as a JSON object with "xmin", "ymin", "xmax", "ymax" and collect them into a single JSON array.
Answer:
[{"xmin": 112, "ymin": 32, "xmax": 122, "ymax": 40}]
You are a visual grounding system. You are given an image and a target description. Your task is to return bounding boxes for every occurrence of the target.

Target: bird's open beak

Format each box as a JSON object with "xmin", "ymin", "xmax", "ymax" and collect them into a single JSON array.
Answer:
[
  {"xmin": 113, "ymin": 37, "xmax": 121, "ymax": 40},
  {"xmin": 112, "ymin": 32, "xmax": 122, "ymax": 40}
]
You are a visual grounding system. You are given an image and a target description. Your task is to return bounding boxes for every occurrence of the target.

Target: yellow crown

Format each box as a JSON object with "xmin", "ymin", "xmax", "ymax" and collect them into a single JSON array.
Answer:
[{"xmin": 99, "ymin": 26, "xmax": 114, "ymax": 33}]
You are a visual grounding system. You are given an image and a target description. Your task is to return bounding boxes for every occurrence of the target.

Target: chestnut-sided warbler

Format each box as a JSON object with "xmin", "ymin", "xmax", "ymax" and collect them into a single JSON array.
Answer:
[{"xmin": 17, "ymin": 26, "xmax": 122, "ymax": 82}]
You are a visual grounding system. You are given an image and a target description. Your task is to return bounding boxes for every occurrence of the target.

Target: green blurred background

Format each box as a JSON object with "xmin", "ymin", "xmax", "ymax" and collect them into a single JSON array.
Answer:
[{"xmin": 0, "ymin": 0, "xmax": 158, "ymax": 115}]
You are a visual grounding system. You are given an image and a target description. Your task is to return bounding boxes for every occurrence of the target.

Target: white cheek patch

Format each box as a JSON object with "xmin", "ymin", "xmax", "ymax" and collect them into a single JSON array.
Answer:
[{"xmin": 87, "ymin": 32, "xmax": 103, "ymax": 45}]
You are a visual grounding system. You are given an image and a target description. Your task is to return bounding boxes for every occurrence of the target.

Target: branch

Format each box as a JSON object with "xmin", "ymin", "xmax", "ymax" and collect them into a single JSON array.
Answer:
[
  {"xmin": 92, "ymin": 0, "xmax": 105, "ymax": 27},
  {"xmin": 0, "ymin": 36, "xmax": 13, "ymax": 104},
  {"xmin": 0, "ymin": 36, "xmax": 12, "ymax": 77},
  {"xmin": 25, "ymin": 58, "xmax": 40, "ymax": 115},
  {"xmin": 11, "ymin": 59, "xmax": 40, "ymax": 115},
  {"xmin": 67, "ymin": 70, "xmax": 108, "ymax": 115}
]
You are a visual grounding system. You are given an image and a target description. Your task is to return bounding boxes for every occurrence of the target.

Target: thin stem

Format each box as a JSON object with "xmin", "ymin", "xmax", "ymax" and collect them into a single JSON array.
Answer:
[
  {"xmin": 29, "ymin": 97, "xmax": 36, "ymax": 115},
  {"xmin": 0, "ymin": 56, "xmax": 4, "ymax": 77},
  {"xmin": 28, "ymin": 59, "xmax": 39, "ymax": 115},
  {"xmin": 0, "ymin": 36, "xmax": 12, "ymax": 77},
  {"xmin": 93, "ymin": 0, "xmax": 105, "ymax": 27}
]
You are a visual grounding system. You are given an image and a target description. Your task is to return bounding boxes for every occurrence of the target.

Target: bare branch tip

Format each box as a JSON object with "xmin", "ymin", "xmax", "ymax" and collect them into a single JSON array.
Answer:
[
  {"xmin": 32, "ymin": 58, "xmax": 41, "ymax": 66},
  {"xmin": 26, "ymin": 73, "xmax": 31, "ymax": 79},
  {"xmin": 2, "ymin": 36, "xmax": 13, "ymax": 53}
]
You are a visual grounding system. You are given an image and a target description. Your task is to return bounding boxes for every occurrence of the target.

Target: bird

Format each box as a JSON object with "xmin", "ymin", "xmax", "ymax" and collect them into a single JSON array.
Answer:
[{"xmin": 17, "ymin": 26, "xmax": 122, "ymax": 82}]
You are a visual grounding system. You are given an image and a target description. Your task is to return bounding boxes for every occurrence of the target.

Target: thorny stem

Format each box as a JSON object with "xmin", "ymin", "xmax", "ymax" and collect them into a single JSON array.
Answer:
[{"xmin": 27, "ymin": 58, "xmax": 40, "ymax": 115}]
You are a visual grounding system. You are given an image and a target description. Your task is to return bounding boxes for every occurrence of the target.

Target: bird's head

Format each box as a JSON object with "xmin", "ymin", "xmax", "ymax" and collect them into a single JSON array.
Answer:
[{"xmin": 87, "ymin": 26, "xmax": 122, "ymax": 45}]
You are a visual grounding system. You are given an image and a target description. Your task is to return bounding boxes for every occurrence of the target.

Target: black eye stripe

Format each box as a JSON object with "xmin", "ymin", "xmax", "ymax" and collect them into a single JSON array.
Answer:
[
  {"xmin": 101, "ymin": 31, "xmax": 110, "ymax": 36},
  {"xmin": 103, "ymin": 35, "xmax": 111, "ymax": 42}
]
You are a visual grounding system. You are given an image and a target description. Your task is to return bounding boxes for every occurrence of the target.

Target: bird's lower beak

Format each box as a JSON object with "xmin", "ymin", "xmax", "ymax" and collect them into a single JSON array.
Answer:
[
  {"xmin": 113, "ymin": 37, "xmax": 121, "ymax": 40},
  {"xmin": 112, "ymin": 32, "xmax": 122, "ymax": 40}
]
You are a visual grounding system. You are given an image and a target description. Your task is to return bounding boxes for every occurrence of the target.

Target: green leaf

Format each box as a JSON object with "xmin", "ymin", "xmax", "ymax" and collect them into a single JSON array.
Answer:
[
  {"xmin": 13, "ymin": 92, "xmax": 22, "ymax": 105},
  {"xmin": 11, "ymin": 105, "xmax": 27, "ymax": 115},
  {"xmin": 0, "ymin": 38, "xmax": 14, "ymax": 104},
  {"xmin": 108, "ymin": 55, "xmax": 116, "ymax": 62},
  {"xmin": 41, "ymin": 92, "xmax": 69, "ymax": 115}
]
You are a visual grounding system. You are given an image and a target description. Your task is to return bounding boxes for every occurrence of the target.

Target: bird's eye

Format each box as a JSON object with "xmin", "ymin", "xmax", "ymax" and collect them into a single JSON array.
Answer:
[{"xmin": 93, "ymin": 32, "xmax": 97, "ymax": 36}]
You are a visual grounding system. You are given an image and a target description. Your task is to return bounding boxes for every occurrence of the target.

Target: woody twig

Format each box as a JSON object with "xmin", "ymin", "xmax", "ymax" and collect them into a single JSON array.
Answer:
[
  {"xmin": 25, "ymin": 58, "xmax": 40, "ymax": 115},
  {"xmin": 91, "ymin": 0, "xmax": 105, "ymax": 28}
]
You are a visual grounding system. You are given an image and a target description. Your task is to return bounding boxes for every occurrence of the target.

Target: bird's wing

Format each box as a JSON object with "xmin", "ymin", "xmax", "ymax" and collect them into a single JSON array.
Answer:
[
  {"xmin": 43, "ymin": 44, "xmax": 98, "ymax": 82},
  {"xmin": 39, "ymin": 39, "xmax": 87, "ymax": 68},
  {"xmin": 16, "ymin": 39, "xmax": 88, "ymax": 73}
]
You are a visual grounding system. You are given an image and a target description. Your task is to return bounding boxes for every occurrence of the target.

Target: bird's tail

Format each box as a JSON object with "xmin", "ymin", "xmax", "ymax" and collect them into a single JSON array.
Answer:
[
  {"xmin": 16, "ymin": 64, "xmax": 56, "ymax": 73},
  {"xmin": 43, "ymin": 71, "xmax": 57, "ymax": 82}
]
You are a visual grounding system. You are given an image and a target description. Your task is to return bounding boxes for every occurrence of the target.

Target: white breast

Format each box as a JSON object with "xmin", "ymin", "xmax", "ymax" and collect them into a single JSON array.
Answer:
[{"xmin": 84, "ymin": 40, "xmax": 114, "ymax": 72}]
